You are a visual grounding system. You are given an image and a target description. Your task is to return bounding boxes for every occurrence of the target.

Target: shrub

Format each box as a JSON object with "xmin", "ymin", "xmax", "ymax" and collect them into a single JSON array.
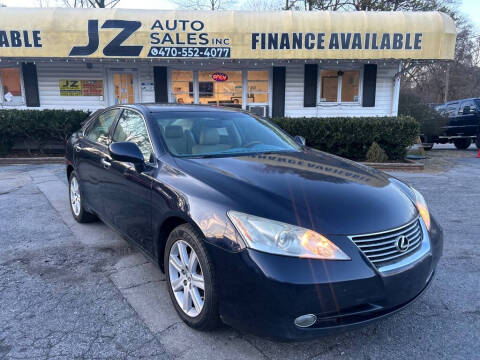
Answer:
[
  {"xmin": 0, "ymin": 109, "xmax": 90, "ymax": 155},
  {"xmin": 398, "ymin": 91, "xmax": 448, "ymax": 141},
  {"xmin": 366, "ymin": 142, "xmax": 388, "ymax": 162},
  {"xmin": 0, "ymin": 110, "xmax": 419, "ymax": 161},
  {"xmin": 271, "ymin": 116, "xmax": 419, "ymax": 161}
]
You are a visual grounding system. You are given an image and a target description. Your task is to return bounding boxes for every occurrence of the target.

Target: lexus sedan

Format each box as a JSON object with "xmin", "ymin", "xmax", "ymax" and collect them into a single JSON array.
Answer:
[{"xmin": 65, "ymin": 104, "xmax": 443, "ymax": 341}]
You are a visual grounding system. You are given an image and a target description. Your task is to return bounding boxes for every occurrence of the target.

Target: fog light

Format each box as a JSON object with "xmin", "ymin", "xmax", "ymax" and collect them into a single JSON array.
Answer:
[{"xmin": 294, "ymin": 314, "xmax": 317, "ymax": 328}]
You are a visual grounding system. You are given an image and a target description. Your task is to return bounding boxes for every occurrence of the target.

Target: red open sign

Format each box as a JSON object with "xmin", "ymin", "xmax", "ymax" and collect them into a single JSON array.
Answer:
[{"xmin": 212, "ymin": 72, "xmax": 228, "ymax": 82}]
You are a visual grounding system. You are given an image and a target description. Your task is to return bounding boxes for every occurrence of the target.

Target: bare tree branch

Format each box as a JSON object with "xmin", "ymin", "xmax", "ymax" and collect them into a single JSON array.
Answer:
[
  {"xmin": 173, "ymin": 0, "xmax": 236, "ymax": 10},
  {"xmin": 61, "ymin": 0, "xmax": 121, "ymax": 7}
]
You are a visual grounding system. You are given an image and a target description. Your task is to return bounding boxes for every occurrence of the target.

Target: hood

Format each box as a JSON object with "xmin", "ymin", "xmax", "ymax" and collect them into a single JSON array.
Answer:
[{"xmin": 173, "ymin": 149, "xmax": 418, "ymax": 235}]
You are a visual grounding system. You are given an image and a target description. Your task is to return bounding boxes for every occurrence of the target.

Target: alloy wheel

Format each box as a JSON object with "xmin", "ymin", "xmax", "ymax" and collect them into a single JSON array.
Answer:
[
  {"xmin": 168, "ymin": 240, "xmax": 205, "ymax": 317},
  {"xmin": 70, "ymin": 176, "xmax": 81, "ymax": 216}
]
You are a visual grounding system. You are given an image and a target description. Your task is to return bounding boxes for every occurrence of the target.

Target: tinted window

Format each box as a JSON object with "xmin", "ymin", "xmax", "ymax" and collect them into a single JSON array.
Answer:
[
  {"xmin": 113, "ymin": 109, "xmax": 154, "ymax": 162},
  {"xmin": 445, "ymin": 103, "xmax": 458, "ymax": 116},
  {"xmin": 151, "ymin": 111, "xmax": 300, "ymax": 157},
  {"xmin": 459, "ymin": 100, "xmax": 476, "ymax": 114},
  {"xmin": 85, "ymin": 109, "xmax": 119, "ymax": 145}
]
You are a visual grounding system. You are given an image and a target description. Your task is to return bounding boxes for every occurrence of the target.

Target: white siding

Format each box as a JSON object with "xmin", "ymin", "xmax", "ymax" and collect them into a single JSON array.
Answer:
[
  {"xmin": 37, "ymin": 62, "xmax": 107, "ymax": 111},
  {"xmin": 2, "ymin": 60, "xmax": 400, "ymax": 118},
  {"xmin": 139, "ymin": 64, "xmax": 155, "ymax": 103},
  {"xmin": 3, "ymin": 62, "xmax": 157, "ymax": 111},
  {"xmin": 285, "ymin": 63, "xmax": 399, "ymax": 118}
]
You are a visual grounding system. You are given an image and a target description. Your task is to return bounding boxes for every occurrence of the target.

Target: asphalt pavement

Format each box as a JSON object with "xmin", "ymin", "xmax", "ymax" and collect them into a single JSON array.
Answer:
[{"xmin": 0, "ymin": 149, "xmax": 478, "ymax": 359}]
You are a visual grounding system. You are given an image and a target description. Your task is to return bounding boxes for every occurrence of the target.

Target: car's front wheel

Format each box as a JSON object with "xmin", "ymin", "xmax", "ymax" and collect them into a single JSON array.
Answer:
[
  {"xmin": 164, "ymin": 224, "xmax": 220, "ymax": 330},
  {"xmin": 68, "ymin": 171, "xmax": 97, "ymax": 223},
  {"xmin": 475, "ymin": 134, "xmax": 480, "ymax": 149}
]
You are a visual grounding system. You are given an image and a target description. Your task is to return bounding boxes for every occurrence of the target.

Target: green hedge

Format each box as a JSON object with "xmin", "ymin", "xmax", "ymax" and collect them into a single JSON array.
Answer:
[
  {"xmin": 0, "ymin": 110, "xmax": 419, "ymax": 161},
  {"xmin": 398, "ymin": 91, "xmax": 448, "ymax": 140},
  {"xmin": 0, "ymin": 109, "xmax": 90, "ymax": 155},
  {"xmin": 272, "ymin": 116, "xmax": 419, "ymax": 161}
]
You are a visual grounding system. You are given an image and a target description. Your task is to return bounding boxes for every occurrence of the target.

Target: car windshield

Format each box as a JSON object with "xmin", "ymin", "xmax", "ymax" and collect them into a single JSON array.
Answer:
[{"xmin": 151, "ymin": 111, "xmax": 301, "ymax": 158}]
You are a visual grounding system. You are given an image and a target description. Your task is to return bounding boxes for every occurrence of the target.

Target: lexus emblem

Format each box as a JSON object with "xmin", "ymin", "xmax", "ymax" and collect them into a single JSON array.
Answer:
[{"xmin": 396, "ymin": 235, "xmax": 410, "ymax": 252}]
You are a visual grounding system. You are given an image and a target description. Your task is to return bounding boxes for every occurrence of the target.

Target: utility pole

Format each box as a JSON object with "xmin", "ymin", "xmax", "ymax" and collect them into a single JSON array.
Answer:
[{"xmin": 444, "ymin": 63, "xmax": 449, "ymax": 103}]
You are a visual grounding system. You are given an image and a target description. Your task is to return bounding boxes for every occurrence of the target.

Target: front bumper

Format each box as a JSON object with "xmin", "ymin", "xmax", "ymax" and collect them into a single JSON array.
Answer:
[{"xmin": 205, "ymin": 216, "xmax": 443, "ymax": 341}]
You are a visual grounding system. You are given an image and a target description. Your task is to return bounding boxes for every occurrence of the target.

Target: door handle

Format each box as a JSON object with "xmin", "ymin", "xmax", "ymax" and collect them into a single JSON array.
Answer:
[
  {"xmin": 74, "ymin": 145, "xmax": 81, "ymax": 153},
  {"xmin": 101, "ymin": 158, "xmax": 111, "ymax": 169}
]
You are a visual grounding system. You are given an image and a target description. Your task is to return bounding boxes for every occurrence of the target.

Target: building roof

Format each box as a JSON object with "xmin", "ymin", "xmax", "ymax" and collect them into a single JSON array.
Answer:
[{"xmin": 0, "ymin": 8, "xmax": 456, "ymax": 61}]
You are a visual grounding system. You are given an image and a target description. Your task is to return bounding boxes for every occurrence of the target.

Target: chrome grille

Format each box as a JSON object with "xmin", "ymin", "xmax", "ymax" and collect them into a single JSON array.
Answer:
[{"xmin": 349, "ymin": 218, "xmax": 423, "ymax": 269}]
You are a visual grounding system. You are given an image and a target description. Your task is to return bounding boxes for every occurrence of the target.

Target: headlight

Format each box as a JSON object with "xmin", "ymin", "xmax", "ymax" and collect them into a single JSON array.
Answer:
[
  {"xmin": 227, "ymin": 211, "xmax": 350, "ymax": 260},
  {"xmin": 412, "ymin": 188, "xmax": 431, "ymax": 230}
]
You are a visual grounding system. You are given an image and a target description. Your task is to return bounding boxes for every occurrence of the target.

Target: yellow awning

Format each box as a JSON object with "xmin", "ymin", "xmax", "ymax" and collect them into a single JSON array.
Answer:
[{"xmin": 0, "ymin": 8, "xmax": 456, "ymax": 60}]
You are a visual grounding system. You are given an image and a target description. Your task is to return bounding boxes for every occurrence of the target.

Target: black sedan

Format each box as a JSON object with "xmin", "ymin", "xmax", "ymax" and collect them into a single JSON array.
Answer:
[{"xmin": 65, "ymin": 104, "xmax": 443, "ymax": 340}]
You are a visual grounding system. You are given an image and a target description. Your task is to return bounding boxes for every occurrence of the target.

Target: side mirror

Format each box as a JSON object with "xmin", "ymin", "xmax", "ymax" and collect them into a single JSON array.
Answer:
[
  {"xmin": 294, "ymin": 135, "xmax": 306, "ymax": 146},
  {"xmin": 109, "ymin": 142, "xmax": 144, "ymax": 171},
  {"xmin": 463, "ymin": 106, "xmax": 471, "ymax": 115}
]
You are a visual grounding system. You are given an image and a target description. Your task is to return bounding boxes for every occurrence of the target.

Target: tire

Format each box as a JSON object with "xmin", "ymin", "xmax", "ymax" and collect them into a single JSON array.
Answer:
[
  {"xmin": 422, "ymin": 144, "xmax": 434, "ymax": 151},
  {"xmin": 475, "ymin": 135, "xmax": 480, "ymax": 149},
  {"xmin": 453, "ymin": 138, "xmax": 471, "ymax": 150},
  {"xmin": 68, "ymin": 170, "xmax": 97, "ymax": 223},
  {"xmin": 164, "ymin": 223, "xmax": 220, "ymax": 331}
]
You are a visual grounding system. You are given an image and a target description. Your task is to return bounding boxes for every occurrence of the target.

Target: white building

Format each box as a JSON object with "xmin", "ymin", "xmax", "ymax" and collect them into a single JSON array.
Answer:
[{"xmin": 0, "ymin": 8, "xmax": 456, "ymax": 117}]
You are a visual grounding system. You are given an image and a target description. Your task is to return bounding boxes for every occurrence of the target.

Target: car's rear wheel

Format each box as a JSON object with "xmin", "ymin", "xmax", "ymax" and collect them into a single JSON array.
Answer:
[
  {"xmin": 69, "ymin": 171, "xmax": 97, "ymax": 223},
  {"xmin": 453, "ymin": 138, "xmax": 471, "ymax": 150},
  {"xmin": 164, "ymin": 224, "xmax": 219, "ymax": 330}
]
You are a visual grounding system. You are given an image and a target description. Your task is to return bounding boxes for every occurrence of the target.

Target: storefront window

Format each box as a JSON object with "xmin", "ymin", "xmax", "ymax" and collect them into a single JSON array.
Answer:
[
  {"xmin": 320, "ymin": 70, "xmax": 339, "ymax": 103},
  {"xmin": 0, "ymin": 67, "xmax": 23, "ymax": 104},
  {"xmin": 247, "ymin": 71, "xmax": 269, "ymax": 104},
  {"xmin": 198, "ymin": 71, "xmax": 242, "ymax": 107},
  {"xmin": 171, "ymin": 70, "xmax": 193, "ymax": 104},
  {"xmin": 320, "ymin": 69, "xmax": 360, "ymax": 103},
  {"xmin": 341, "ymin": 71, "xmax": 360, "ymax": 102}
]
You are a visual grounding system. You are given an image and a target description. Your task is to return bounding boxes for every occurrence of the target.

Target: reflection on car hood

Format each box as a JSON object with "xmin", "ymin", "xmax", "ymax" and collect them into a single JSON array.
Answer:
[{"xmin": 174, "ymin": 149, "xmax": 417, "ymax": 235}]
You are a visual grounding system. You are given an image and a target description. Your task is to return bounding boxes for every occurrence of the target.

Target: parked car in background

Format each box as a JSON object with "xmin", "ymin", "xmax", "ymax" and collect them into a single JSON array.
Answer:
[{"xmin": 421, "ymin": 98, "xmax": 480, "ymax": 150}]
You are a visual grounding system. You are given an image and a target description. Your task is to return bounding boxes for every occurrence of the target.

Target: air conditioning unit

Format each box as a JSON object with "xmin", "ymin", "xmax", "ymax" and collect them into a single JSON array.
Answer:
[{"xmin": 247, "ymin": 105, "xmax": 269, "ymax": 117}]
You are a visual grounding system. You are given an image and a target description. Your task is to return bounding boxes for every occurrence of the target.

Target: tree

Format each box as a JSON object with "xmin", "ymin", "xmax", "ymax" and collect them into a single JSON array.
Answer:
[
  {"xmin": 61, "ymin": 0, "xmax": 121, "ymax": 7},
  {"xmin": 242, "ymin": 0, "xmax": 284, "ymax": 10},
  {"xmin": 401, "ymin": 14, "xmax": 480, "ymax": 103},
  {"xmin": 37, "ymin": 0, "xmax": 54, "ymax": 6},
  {"xmin": 334, "ymin": 0, "xmax": 457, "ymax": 12},
  {"xmin": 282, "ymin": 0, "xmax": 458, "ymax": 12},
  {"xmin": 173, "ymin": 0, "xmax": 236, "ymax": 10}
]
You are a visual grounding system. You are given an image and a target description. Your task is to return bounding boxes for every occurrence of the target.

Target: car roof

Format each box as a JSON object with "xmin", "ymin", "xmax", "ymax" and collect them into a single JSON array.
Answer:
[
  {"xmin": 446, "ymin": 98, "xmax": 479, "ymax": 105},
  {"xmin": 133, "ymin": 103, "xmax": 243, "ymax": 113}
]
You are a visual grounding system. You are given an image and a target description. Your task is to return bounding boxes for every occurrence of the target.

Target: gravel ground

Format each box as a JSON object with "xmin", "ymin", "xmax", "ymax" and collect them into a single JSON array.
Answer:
[
  {"xmin": 0, "ymin": 149, "xmax": 478, "ymax": 360},
  {"xmin": 419, "ymin": 143, "xmax": 478, "ymax": 173}
]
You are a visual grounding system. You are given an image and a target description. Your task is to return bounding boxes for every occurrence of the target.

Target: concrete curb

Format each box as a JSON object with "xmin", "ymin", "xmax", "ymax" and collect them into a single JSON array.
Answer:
[{"xmin": 0, "ymin": 157, "xmax": 65, "ymax": 165}]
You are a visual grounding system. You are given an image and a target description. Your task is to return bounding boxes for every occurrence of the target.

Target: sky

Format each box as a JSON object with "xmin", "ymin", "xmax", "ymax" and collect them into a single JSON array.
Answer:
[
  {"xmin": 461, "ymin": 0, "xmax": 480, "ymax": 30},
  {"xmin": 0, "ymin": 0, "xmax": 178, "ymax": 8},
  {"xmin": 1, "ymin": 0, "xmax": 479, "ymax": 31}
]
